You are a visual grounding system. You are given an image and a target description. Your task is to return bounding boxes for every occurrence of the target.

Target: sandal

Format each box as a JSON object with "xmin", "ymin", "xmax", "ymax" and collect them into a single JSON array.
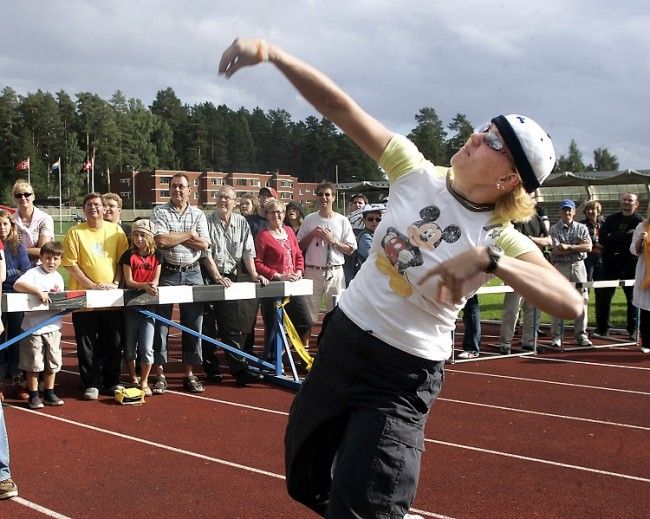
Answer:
[
  {"xmin": 151, "ymin": 375, "xmax": 167, "ymax": 395},
  {"xmin": 183, "ymin": 375, "xmax": 204, "ymax": 393}
]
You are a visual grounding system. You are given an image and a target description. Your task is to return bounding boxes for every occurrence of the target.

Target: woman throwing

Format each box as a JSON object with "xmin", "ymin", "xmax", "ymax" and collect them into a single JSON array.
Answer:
[{"xmin": 219, "ymin": 38, "xmax": 583, "ymax": 518}]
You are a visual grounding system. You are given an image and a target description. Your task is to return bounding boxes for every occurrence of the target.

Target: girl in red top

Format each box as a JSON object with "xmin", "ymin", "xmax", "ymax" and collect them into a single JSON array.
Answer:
[
  {"xmin": 119, "ymin": 219, "xmax": 162, "ymax": 396},
  {"xmin": 255, "ymin": 200, "xmax": 313, "ymax": 348}
]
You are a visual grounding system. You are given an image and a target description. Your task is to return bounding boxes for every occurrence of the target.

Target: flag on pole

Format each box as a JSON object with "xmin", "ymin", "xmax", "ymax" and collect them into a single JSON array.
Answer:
[
  {"xmin": 16, "ymin": 158, "xmax": 30, "ymax": 171},
  {"xmin": 50, "ymin": 159, "xmax": 61, "ymax": 174},
  {"xmin": 82, "ymin": 159, "xmax": 92, "ymax": 172}
]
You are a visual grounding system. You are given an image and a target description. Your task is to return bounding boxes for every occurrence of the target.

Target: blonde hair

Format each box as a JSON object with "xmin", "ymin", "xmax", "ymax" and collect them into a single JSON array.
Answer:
[
  {"xmin": 131, "ymin": 230, "xmax": 157, "ymax": 256},
  {"xmin": 102, "ymin": 192, "xmax": 123, "ymax": 209},
  {"xmin": 494, "ymin": 184, "xmax": 537, "ymax": 223},
  {"xmin": 12, "ymin": 179, "xmax": 34, "ymax": 197},
  {"xmin": 0, "ymin": 210, "xmax": 20, "ymax": 255},
  {"xmin": 264, "ymin": 199, "xmax": 285, "ymax": 214},
  {"xmin": 582, "ymin": 199, "xmax": 602, "ymax": 216}
]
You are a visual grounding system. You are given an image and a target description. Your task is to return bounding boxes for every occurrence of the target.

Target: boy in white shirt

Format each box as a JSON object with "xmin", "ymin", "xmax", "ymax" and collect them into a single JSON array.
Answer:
[{"xmin": 13, "ymin": 241, "xmax": 65, "ymax": 409}]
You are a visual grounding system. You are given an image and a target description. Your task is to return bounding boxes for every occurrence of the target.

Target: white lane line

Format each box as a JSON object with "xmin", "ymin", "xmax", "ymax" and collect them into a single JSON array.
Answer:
[
  {"xmin": 6, "ymin": 405, "xmax": 447, "ymax": 519},
  {"xmin": 530, "ymin": 356, "xmax": 650, "ymax": 371},
  {"xmin": 426, "ymin": 438, "xmax": 650, "ymax": 483},
  {"xmin": 439, "ymin": 398, "xmax": 650, "ymax": 431},
  {"xmin": 11, "ymin": 496, "xmax": 72, "ymax": 518},
  {"xmin": 445, "ymin": 369, "xmax": 650, "ymax": 396},
  {"xmin": 8, "ymin": 404, "xmax": 285, "ymax": 480}
]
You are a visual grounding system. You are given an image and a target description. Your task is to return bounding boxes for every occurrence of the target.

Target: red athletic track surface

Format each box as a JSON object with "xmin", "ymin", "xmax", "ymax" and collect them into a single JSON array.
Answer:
[{"xmin": 1, "ymin": 317, "xmax": 649, "ymax": 518}]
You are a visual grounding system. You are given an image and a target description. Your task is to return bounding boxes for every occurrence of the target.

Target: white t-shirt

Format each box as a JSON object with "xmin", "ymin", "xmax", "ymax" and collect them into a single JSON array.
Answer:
[
  {"xmin": 297, "ymin": 211, "xmax": 357, "ymax": 267},
  {"xmin": 339, "ymin": 134, "xmax": 535, "ymax": 361},
  {"xmin": 16, "ymin": 266, "xmax": 65, "ymax": 334}
]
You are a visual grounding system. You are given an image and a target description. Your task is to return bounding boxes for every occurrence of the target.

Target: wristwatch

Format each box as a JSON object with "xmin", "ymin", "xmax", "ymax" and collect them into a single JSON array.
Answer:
[{"xmin": 483, "ymin": 245, "xmax": 504, "ymax": 273}]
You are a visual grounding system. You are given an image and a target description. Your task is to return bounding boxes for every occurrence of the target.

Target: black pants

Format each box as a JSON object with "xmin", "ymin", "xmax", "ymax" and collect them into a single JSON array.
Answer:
[
  {"xmin": 73, "ymin": 310, "xmax": 123, "ymax": 389},
  {"xmin": 201, "ymin": 299, "xmax": 247, "ymax": 377},
  {"xmin": 284, "ymin": 308, "xmax": 444, "ymax": 518}
]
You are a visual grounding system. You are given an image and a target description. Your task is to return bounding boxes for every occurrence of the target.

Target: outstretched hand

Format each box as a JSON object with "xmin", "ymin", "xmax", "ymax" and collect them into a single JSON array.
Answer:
[{"xmin": 219, "ymin": 37, "xmax": 268, "ymax": 78}]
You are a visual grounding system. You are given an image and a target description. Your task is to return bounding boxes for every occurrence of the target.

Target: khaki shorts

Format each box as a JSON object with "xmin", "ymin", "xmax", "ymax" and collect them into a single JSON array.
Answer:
[{"xmin": 19, "ymin": 330, "xmax": 63, "ymax": 373}]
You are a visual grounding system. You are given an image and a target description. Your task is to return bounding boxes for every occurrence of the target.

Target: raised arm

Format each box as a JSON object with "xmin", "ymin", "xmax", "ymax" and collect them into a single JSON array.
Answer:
[{"xmin": 219, "ymin": 38, "xmax": 393, "ymax": 162}]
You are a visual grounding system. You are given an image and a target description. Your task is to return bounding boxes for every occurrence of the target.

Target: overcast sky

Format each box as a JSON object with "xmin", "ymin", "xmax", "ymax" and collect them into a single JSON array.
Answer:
[{"xmin": 2, "ymin": 0, "xmax": 649, "ymax": 170}]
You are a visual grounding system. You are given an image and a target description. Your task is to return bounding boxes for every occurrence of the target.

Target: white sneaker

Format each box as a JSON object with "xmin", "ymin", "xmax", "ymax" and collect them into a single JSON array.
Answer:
[
  {"xmin": 641, "ymin": 346, "xmax": 650, "ymax": 354},
  {"xmin": 83, "ymin": 387, "xmax": 99, "ymax": 400},
  {"xmin": 549, "ymin": 338, "xmax": 563, "ymax": 350},
  {"xmin": 457, "ymin": 351, "xmax": 479, "ymax": 359},
  {"xmin": 575, "ymin": 335, "xmax": 593, "ymax": 347},
  {"xmin": 404, "ymin": 514, "xmax": 424, "ymax": 519}
]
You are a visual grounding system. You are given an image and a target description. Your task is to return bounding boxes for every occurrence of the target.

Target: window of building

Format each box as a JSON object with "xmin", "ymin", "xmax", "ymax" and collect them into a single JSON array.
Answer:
[
  {"xmin": 194, "ymin": 179, "xmax": 199, "ymax": 186},
  {"xmin": 160, "ymin": 177, "xmax": 171, "ymax": 185},
  {"xmin": 212, "ymin": 179, "xmax": 223, "ymax": 186},
  {"xmin": 119, "ymin": 178, "xmax": 130, "ymax": 185},
  {"xmin": 250, "ymin": 179, "xmax": 260, "ymax": 186},
  {"xmin": 161, "ymin": 190, "xmax": 170, "ymax": 198},
  {"xmin": 281, "ymin": 180, "xmax": 293, "ymax": 188},
  {"xmin": 236, "ymin": 179, "xmax": 247, "ymax": 186},
  {"xmin": 281, "ymin": 192, "xmax": 291, "ymax": 199}
]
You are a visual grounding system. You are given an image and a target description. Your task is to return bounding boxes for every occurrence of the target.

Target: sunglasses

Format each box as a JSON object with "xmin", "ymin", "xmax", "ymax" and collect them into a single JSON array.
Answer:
[
  {"xmin": 365, "ymin": 216, "xmax": 382, "ymax": 223},
  {"xmin": 475, "ymin": 124, "xmax": 515, "ymax": 165},
  {"xmin": 14, "ymin": 192, "xmax": 32, "ymax": 199}
]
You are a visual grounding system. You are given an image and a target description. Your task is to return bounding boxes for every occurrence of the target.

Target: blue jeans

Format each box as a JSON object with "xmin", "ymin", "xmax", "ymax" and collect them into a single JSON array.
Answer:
[
  {"xmin": 285, "ymin": 308, "xmax": 445, "ymax": 518},
  {"xmin": 153, "ymin": 267, "xmax": 204, "ymax": 366},
  {"xmin": 124, "ymin": 307, "xmax": 155, "ymax": 365},
  {"xmin": 0, "ymin": 402, "xmax": 11, "ymax": 481}
]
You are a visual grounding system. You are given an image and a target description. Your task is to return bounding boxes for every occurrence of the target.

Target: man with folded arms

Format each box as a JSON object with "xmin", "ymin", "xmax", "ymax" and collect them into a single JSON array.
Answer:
[
  {"xmin": 549, "ymin": 199, "xmax": 592, "ymax": 349},
  {"xmin": 297, "ymin": 181, "xmax": 357, "ymax": 321},
  {"xmin": 150, "ymin": 173, "xmax": 210, "ymax": 394}
]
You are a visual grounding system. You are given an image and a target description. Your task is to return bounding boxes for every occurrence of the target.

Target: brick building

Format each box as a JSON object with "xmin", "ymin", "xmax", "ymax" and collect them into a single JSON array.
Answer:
[{"xmin": 109, "ymin": 169, "xmax": 321, "ymax": 210}]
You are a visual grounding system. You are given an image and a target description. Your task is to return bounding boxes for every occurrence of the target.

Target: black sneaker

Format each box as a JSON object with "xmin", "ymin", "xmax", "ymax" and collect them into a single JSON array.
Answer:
[
  {"xmin": 44, "ymin": 393, "xmax": 65, "ymax": 406},
  {"xmin": 235, "ymin": 370, "xmax": 265, "ymax": 387},
  {"xmin": 28, "ymin": 394, "xmax": 44, "ymax": 409}
]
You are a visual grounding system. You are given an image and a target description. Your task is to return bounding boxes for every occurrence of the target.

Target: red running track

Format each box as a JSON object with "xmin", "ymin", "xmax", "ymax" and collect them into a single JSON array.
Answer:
[{"xmin": 1, "ymin": 318, "xmax": 649, "ymax": 518}]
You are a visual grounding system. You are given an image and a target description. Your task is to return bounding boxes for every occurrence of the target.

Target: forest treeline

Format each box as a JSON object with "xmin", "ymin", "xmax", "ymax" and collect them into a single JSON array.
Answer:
[{"xmin": 0, "ymin": 85, "xmax": 619, "ymax": 205}]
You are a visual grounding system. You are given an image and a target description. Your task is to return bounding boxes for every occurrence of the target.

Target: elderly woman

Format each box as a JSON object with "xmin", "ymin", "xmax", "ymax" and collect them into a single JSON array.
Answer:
[
  {"xmin": 630, "ymin": 203, "xmax": 650, "ymax": 354},
  {"xmin": 581, "ymin": 199, "xmax": 604, "ymax": 282},
  {"xmin": 11, "ymin": 180, "xmax": 54, "ymax": 265},
  {"xmin": 255, "ymin": 199, "xmax": 313, "ymax": 348},
  {"xmin": 219, "ymin": 38, "xmax": 583, "ymax": 517}
]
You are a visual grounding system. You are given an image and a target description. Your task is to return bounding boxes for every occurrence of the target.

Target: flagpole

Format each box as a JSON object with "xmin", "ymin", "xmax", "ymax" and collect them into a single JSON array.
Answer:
[
  {"xmin": 58, "ymin": 157, "xmax": 63, "ymax": 234},
  {"xmin": 91, "ymin": 147, "xmax": 96, "ymax": 193},
  {"xmin": 27, "ymin": 157, "xmax": 31, "ymax": 184}
]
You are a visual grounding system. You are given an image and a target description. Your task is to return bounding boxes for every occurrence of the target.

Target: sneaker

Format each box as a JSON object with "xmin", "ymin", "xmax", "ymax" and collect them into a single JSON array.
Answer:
[
  {"xmin": 522, "ymin": 342, "xmax": 535, "ymax": 351},
  {"xmin": 183, "ymin": 375, "xmax": 204, "ymax": 393},
  {"xmin": 43, "ymin": 393, "xmax": 64, "ymax": 406},
  {"xmin": 0, "ymin": 478, "xmax": 18, "ymax": 499},
  {"xmin": 106, "ymin": 384, "xmax": 126, "ymax": 395},
  {"xmin": 404, "ymin": 514, "xmax": 424, "ymax": 519},
  {"xmin": 457, "ymin": 351, "xmax": 479, "ymax": 359},
  {"xmin": 593, "ymin": 330, "xmax": 609, "ymax": 338},
  {"xmin": 234, "ymin": 370, "xmax": 265, "ymax": 387},
  {"xmin": 28, "ymin": 394, "xmax": 44, "ymax": 409},
  {"xmin": 548, "ymin": 338, "xmax": 563, "ymax": 351},
  {"xmin": 575, "ymin": 336, "xmax": 593, "ymax": 347},
  {"xmin": 641, "ymin": 346, "xmax": 650, "ymax": 354},
  {"xmin": 83, "ymin": 387, "xmax": 99, "ymax": 400},
  {"xmin": 499, "ymin": 345, "xmax": 511, "ymax": 355},
  {"xmin": 629, "ymin": 331, "xmax": 638, "ymax": 342}
]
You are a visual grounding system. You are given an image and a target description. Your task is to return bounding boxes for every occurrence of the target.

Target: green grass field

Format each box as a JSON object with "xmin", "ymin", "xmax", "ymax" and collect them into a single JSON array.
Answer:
[{"xmin": 477, "ymin": 285, "xmax": 628, "ymax": 329}]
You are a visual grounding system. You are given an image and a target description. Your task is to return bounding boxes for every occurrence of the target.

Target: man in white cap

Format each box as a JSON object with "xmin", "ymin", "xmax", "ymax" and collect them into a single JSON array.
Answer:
[{"xmin": 548, "ymin": 199, "xmax": 592, "ymax": 349}]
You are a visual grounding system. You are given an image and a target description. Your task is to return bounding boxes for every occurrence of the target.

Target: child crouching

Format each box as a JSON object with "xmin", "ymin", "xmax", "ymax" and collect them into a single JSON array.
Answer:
[{"xmin": 13, "ymin": 242, "xmax": 65, "ymax": 409}]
